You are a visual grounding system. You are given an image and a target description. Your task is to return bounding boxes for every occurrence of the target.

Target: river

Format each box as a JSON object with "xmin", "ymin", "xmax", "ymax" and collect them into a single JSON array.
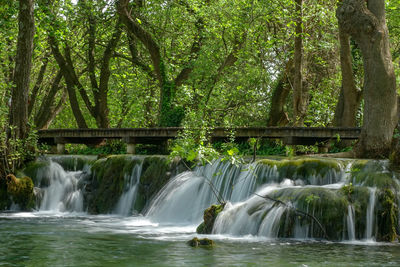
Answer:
[{"xmin": 1, "ymin": 212, "xmax": 399, "ymax": 266}]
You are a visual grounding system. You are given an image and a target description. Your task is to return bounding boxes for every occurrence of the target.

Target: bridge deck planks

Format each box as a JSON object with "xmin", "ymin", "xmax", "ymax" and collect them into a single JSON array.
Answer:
[{"xmin": 38, "ymin": 127, "xmax": 361, "ymax": 146}]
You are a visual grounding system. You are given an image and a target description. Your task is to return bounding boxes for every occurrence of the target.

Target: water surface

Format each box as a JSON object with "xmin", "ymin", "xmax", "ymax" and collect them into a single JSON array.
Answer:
[{"xmin": 1, "ymin": 212, "xmax": 399, "ymax": 267}]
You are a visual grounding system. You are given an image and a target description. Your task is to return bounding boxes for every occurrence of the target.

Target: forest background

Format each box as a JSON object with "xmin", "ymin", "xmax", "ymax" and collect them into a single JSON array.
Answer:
[{"xmin": 1, "ymin": 0, "xmax": 400, "ymax": 175}]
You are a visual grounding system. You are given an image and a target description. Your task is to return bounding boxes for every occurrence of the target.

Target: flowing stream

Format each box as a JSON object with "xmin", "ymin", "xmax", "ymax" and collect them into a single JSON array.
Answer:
[{"xmin": 1, "ymin": 156, "xmax": 400, "ymax": 266}]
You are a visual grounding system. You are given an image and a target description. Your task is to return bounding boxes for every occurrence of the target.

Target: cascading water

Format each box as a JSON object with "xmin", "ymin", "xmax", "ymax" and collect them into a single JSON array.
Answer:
[
  {"xmin": 145, "ymin": 160, "xmax": 258, "ymax": 224},
  {"xmin": 113, "ymin": 163, "xmax": 143, "ymax": 216},
  {"xmin": 346, "ymin": 205, "xmax": 356, "ymax": 240},
  {"xmin": 365, "ymin": 187, "xmax": 377, "ymax": 240},
  {"xmin": 145, "ymin": 158, "xmax": 350, "ymax": 231},
  {"xmin": 17, "ymin": 155, "xmax": 400, "ymax": 242},
  {"xmin": 35, "ymin": 160, "xmax": 86, "ymax": 212}
]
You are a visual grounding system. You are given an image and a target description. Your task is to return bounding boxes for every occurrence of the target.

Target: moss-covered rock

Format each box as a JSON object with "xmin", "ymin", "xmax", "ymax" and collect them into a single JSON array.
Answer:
[
  {"xmin": 257, "ymin": 157, "xmax": 343, "ymax": 185},
  {"xmin": 134, "ymin": 156, "xmax": 184, "ymax": 212},
  {"xmin": 197, "ymin": 203, "xmax": 226, "ymax": 234},
  {"xmin": 0, "ymin": 174, "xmax": 35, "ymax": 211},
  {"xmin": 267, "ymin": 187, "xmax": 349, "ymax": 240},
  {"xmin": 83, "ymin": 155, "xmax": 184, "ymax": 214},
  {"xmin": 350, "ymin": 160, "xmax": 400, "ymax": 190},
  {"xmin": 187, "ymin": 237, "xmax": 214, "ymax": 247},
  {"xmin": 49, "ymin": 155, "xmax": 96, "ymax": 171},
  {"xmin": 86, "ymin": 155, "xmax": 141, "ymax": 214},
  {"xmin": 376, "ymin": 188, "xmax": 399, "ymax": 242}
]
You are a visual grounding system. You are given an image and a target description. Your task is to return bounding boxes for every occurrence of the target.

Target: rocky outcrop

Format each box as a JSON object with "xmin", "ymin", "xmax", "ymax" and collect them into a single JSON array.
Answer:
[
  {"xmin": 0, "ymin": 174, "xmax": 34, "ymax": 210},
  {"xmin": 187, "ymin": 237, "xmax": 214, "ymax": 247},
  {"xmin": 196, "ymin": 203, "xmax": 226, "ymax": 234}
]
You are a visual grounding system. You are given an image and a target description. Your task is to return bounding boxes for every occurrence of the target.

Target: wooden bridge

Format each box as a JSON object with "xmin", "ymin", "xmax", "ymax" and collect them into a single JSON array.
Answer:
[{"xmin": 38, "ymin": 127, "xmax": 361, "ymax": 154}]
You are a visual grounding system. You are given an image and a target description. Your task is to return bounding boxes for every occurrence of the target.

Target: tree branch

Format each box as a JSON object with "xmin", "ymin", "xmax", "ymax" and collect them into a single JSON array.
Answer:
[
  {"xmin": 254, "ymin": 193, "xmax": 329, "ymax": 239},
  {"xmin": 117, "ymin": 0, "xmax": 163, "ymax": 83},
  {"xmin": 174, "ymin": 0, "xmax": 206, "ymax": 87}
]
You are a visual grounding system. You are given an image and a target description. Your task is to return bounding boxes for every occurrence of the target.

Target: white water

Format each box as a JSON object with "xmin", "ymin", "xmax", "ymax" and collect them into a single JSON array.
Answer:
[
  {"xmin": 365, "ymin": 187, "xmax": 377, "ymax": 240},
  {"xmin": 24, "ymin": 157, "xmax": 396, "ymax": 242},
  {"xmin": 347, "ymin": 205, "xmax": 356, "ymax": 240},
  {"xmin": 37, "ymin": 161, "xmax": 85, "ymax": 212},
  {"xmin": 146, "ymin": 160, "xmax": 260, "ymax": 224},
  {"xmin": 113, "ymin": 163, "xmax": 143, "ymax": 216}
]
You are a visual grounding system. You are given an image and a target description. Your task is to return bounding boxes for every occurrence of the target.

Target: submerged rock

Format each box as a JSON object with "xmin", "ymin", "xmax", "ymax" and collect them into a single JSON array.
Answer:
[
  {"xmin": 197, "ymin": 203, "xmax": 226, "ymax": 234},
  {"xmin": 187, "ymin": 237, "xmax": 214, "ymax": 247}
]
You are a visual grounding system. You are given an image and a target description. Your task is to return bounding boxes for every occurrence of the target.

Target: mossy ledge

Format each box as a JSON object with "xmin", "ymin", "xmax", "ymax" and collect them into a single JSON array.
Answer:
[
  {"xmin": 257, "ymin": 157, "xmax": 344, "ymax": 185},
  {"xmin": 82, "ymin": 155, "xmax": 185, "ymax": 214}
]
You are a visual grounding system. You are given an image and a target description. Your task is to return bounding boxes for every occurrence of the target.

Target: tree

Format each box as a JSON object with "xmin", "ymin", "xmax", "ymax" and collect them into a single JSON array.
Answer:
[
  {"xmin": 337, "ymin": 0, "xmax": 398, "ymax": 157},
  {"xmin": 116, "ymin": 0, "xmax": 205, "ymax": 126},
  {"xmin": 9, "ymin": 0, "xmax": 35, "ymax": 139},
  {"xmin": 292, "ymin": 0, "xmax": 307, "ymax": 126},
  {"xmin": 332, "ymin": 26, "xmax": 362, "ymax": 128}
]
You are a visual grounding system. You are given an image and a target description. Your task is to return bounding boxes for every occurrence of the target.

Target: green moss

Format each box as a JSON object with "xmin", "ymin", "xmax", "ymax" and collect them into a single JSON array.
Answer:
[
  {"xmin": 350, "ymin": 161, "xmax": 400, "ymax": 190},
  {"xmin": 87, "ymin": 155, "xmax": 141, "ymax": 214},
  {"xmin": 21, "ymin": 160, "xmax": 49, "ymax": 186},
  {"xmin": 268, "ymin": 187, "xmax": 349, "ymax": 240},
  {"xmin": 0, "ymin": 174, "xmax": 35, "ymax": 211},
  {"xmin": 187, "ymin": 237, "xmax": 215, "ymax": 247},
  {"xmin": 258, "ymin": 157, "xmax": 342, "ymax": 184},
  {"xmin": 376, "ymin": 188, "xmax": 399, "ymax": 242},
  {"xmin": 196, "ymin": 203, "xmax": 226, "ymax": 234},
  {"xmin": 50, "ymin": 155, "xmax": 96, "ymax": 171},
  {"xmin": 134, "ymin": 156, "xmax": 173, "ymax": 212}
]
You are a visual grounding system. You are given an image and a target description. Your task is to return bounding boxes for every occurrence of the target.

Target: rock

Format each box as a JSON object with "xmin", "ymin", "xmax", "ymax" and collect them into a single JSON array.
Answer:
[
  {"xmin": 196, "ymin": 203, "xmax": 225, "ymax": 234},
  {"xmin": 0, "ymin": 174, "xmax": 35, "ymax": 210},
  {"xmin": 187, "ymin": 237, "xmax": 214, "ymax": 247}
]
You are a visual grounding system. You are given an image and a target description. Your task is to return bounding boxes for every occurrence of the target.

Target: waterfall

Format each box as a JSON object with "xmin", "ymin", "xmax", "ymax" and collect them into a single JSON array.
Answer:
[
  {"xmin": 37, "ymin": 161, "xmax": 86, "ymax": 212},
  {"xmin": 346, "ymin": 205, "xmax": 356, "ymax": 240},
  {"xmin": 145, "ymin": 160, "xmax": 258, "ymax": 224},
  {"xmin": 21, "ymin": 155, "xmax": 399, "ymax": 242},
  {"xmin": 113, "ymin": 163, "xmax": 143, "ymax": 216},
  {"xmin": 146, "ymin": 171, "xmax": 210, "ymax": 224},
  {"xmin": 365, "ymin": 187, "xmax": 377, "ymax": 240},
  {"xmin": 212, "ymin": 184, "xmax": 282, "ymax": 236}
]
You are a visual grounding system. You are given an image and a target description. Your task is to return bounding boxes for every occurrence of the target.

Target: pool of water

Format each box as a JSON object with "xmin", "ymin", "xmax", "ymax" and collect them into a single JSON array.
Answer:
[{"xmin": 1, "ymin": 212, "xmax": 399, "ymax": 267}]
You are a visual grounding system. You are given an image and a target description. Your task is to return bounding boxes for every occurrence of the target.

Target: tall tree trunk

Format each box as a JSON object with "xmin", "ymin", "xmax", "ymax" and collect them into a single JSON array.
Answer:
[
  {"xmin": 292, "ymin": 0, "xmax": 306, "ymax": 126},
  {"xmin": 9, "ymin": 0, "xmax": 35, "ymax": 139},
  {"xmin": 333, "ymin": 24, "xmax": 362, "ymax": 127},
  {"xmin": 28, "ymin": 54, "xmax": 49, "ymax": 117},
  {"xmin": 49, "ymin": 36, "xmax": 88, "ymax": 128},
  {"xmin": 268, "ymin": 59, "xmax": 293, "ymax": 126},
  {"xmin": 337, "ymin": 0, "xmax": 397, "ymax": 158},
  {"xmin": 34, "ymin": 71, "xmax": 66, "ymax": 129},
  {"xmin": 95, "ymin": 19, "xmax": 122, "ymax": 128}
]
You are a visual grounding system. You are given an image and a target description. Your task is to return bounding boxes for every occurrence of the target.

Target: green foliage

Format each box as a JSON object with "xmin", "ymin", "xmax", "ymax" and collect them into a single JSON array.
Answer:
[
  {"xmin": 305, "ymin": 194, "xmax": 320, "ymax": 205},
  {"xmin": 377, "ymin": 188, "xmax": 399, "ymax": 242},
  {"xmin": 341, "ymin": 183, "xmax": 354, "ymax": 201},
  {"xmin": 66, "ymin": 140, "xmax": 126, "ymax": 155}
]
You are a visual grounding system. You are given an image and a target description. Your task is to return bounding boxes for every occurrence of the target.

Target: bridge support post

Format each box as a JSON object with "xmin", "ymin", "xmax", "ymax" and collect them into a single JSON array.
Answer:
[
  {"xmin": 57, "ymin": 143, "xmax": 65, "ymax": 154},
  {"xmin": 54, "ymin": 137, "xmax": 67, "ymax": 154},
  {"xmin": 159, "ymin": 140, "xmax": 168, "ymax": 155},
  {"xmin": 127, "ymin": 143, "xmax": 136, "ymax": 154},
  {"xmin": 317, "ymin": 144, "xmax": 329, "ymax": 154},
  {"xmin": 123, "ymin": 137, "xmax": 136, "ymax": 154}
]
